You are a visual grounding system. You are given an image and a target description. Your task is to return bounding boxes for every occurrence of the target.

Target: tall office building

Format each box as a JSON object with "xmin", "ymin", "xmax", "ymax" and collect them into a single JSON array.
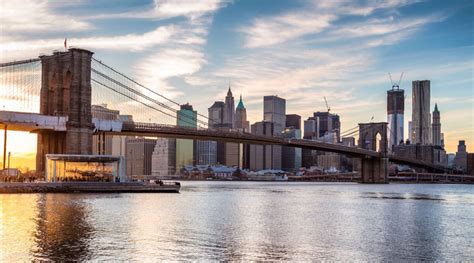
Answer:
[
  {"xmin": 432, "ymin": 104, "xmax": 442, "ymax": 147},
  {"xmin": 304, "ymin": 112, "xmax": 340, "ymax": 141},
  {"xmin": 126, "ymin": 137, "xmax": 157, "ymax": 177},
  {"xmin": 235, "ymin": 95, "xmax": 250, "ymax": 131},
  {"xmin": 249, "ymin": 121, "xmax": 282, "ymax": 170},
  {"xmin": 209, "ymin": 101, "xmax": 225, "ymax": 127},
  {"xmin": 151, "ymin": 138, "xmax": 176, "ymax": 177},
  {"xmin": 411, "ymin": 80, "xmax": 431, "ymax": 144},
  {"xmin": 454, "ymin": 140, "xmax": 468, "ymax": 172},
  {"xmin": 176, "ymin": 104, "xmax": 197, "ymax": 169},
  {"xmin": 302, "ymin": 111, "xmax": 340, "ymax": 168},
  {"xmin": 407, "ymin": 121, "xmax": 413, "ymax": 143},
  {"xmin": 235, "ymin": 95, "xmax": 250, "ymax": 168},
  {"xmin": 264, "ymin": 96, "xmax": 286, "ymax": 134},
  {"xmin": 286, "ymin": 114, "xmax": 301, "ymax": 130},
  {"xmin": 223, "ymin": 88, "xmax": 239, "ymax": 166},
  {"xmin": 282, "ymin": 115, "xmax": 302, "ymax": 172},
  {"xmin": 223, "ymin": 86, "xmax": 235, "ymax": 128},
  {"xmin": 207, "ymin": 88, "xmax": 239, "ymax": 167},
  {"xmin": 387, "ymin": 87, "xmax": 404, "ymax": 151}
]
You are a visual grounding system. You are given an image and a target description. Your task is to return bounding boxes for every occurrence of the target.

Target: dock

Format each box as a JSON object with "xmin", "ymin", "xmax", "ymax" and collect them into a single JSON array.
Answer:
[{"xmin": 0, "ymin": 181, "xmax": 181, "ymax": 193}]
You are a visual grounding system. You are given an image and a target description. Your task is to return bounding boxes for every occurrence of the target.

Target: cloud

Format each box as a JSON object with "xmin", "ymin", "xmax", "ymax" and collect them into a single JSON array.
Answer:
[
  {"xmin": 0, "ymin": 26, "xmax": 177, "ymax": 61},
  {"xmin": 240, "ymin": 0, "xmax": 424, "ymax": 48},
  {"xmin": 0, "ymin": 0, "xmax": 90, "ymax": 34},
  {"xmin": 84, "ymin": 0, "xmax": 228, "ymax": 21},
  {"xmin": 241, "ymin": 13, "xmax": 336, "ymax": 48},
  {"xmin": 133, "ymin": 48, "xmax": 207, "ymax": 100}
]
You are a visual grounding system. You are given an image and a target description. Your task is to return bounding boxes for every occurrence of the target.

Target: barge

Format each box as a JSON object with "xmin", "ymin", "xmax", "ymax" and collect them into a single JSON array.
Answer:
[{"xmin": 0, "ymin": 181, "xmax": 180, "ymax": 193}]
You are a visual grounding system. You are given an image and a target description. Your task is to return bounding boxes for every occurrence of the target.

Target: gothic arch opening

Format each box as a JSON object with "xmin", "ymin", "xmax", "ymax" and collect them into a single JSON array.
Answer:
[{"xmin": 375, "ymin": 132, "xmax": 382, "ymax": 152}]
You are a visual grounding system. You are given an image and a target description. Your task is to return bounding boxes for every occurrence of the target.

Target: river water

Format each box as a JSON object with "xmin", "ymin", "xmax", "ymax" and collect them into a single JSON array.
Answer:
[{"xmin": 0, "ymin": 182, "xmax": 473, "ymax": 261}]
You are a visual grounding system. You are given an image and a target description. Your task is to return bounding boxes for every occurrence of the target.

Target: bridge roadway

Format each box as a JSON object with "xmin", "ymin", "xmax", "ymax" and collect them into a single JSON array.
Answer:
[{"xmin": 0, "ymin": 110, "xmax": 446, "ymax": 172}]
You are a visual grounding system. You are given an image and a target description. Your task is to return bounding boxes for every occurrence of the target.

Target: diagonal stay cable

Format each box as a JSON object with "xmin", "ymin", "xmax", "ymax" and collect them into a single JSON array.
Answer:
[
  {"xmin": 91, "ymin": 68, "xmax": 208, "ymax": 127},
  {"xmin": 92, "ymin": 58, "xmax": 213, "ymax": 125},
  {"xmin": 92, "ymin": 78, "xmax": 205, "ymax": 128}
]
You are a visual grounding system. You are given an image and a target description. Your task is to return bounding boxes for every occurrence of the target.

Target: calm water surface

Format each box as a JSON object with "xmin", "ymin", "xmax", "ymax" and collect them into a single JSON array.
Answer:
[{"xmin": 1, "ymin": 182, "xmax": 473, "ymax": 261}]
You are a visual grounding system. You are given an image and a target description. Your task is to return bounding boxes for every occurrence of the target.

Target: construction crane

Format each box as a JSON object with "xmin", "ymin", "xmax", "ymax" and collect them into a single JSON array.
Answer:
[
  {"xmin": 388, "ymin": 72, "xmax": 404, "ymax": 90},
  {"xmin": 324, "ymin": 96, "xmax": 330, "ymax": 113}
]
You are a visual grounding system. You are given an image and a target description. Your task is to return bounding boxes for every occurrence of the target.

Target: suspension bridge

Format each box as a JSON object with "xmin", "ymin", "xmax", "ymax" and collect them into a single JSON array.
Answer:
[{"xmin": 0, "ymin": 48, "xmax": 449, "ymax": 183}]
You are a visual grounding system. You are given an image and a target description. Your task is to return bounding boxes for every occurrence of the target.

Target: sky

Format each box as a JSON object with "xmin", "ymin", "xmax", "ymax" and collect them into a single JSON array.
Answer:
[{"xmin": 0, "ymin": 0, "xmax": 473, "ymax": 169}]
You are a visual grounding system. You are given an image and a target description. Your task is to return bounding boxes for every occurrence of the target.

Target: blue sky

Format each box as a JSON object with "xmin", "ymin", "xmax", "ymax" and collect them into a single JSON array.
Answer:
[{"xmin": 0, "ymin": 0, "xmax": 473, "ymax": 154}]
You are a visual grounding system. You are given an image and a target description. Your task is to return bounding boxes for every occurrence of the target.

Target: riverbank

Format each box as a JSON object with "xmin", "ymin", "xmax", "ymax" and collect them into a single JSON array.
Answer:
[{"xmin": 0, "ymin": 181, "xmax": 180, "ymax": 193}]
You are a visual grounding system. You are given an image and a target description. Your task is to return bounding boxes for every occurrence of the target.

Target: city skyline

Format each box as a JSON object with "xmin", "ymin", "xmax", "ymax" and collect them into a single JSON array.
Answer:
[{"xmin": 0, "ymin": 0, "xmax": 473, "ymax": 170}]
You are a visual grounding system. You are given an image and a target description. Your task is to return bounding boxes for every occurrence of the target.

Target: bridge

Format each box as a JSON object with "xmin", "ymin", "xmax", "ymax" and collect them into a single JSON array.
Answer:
[{"xmin": 0, "ymin": 48, "xmax": 448, "ymax": 183}]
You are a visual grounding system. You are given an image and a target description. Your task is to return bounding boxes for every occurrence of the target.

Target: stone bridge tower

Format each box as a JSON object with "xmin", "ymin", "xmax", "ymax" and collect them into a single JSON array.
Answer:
[
  {"xmin": 36, "ymin": 48, "xmax": 94, "ymax": 172},
  {"xmin": 358, "ymin": 122, "xmax": 389, "ymax": 183}
]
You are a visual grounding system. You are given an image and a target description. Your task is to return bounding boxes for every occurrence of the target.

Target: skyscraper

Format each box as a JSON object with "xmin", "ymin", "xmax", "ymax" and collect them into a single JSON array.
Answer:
[
  {"xmin": 249, "ymin": 121, "xmax": 281, "ymax": 170},
  {"xmin": 303, "ymin": 112, "xmax": 340, "ymax": 142},
  {"xmin": 302, "ymin": 111, "xmax": 340, "ymax": 168},
  {"xmin": 223, "ymin": 86, "xmax": 235, "ymax": 128},
  {"xmin": 235, "ymin": 95, "xmax": 250, "ymax": 131},
  {"xmin": 285, "ymin": 114, "xmax": 301, "ymax": 130},
  {"xmin": 263, "ymin": 96, "xmax": 286, "ymax": 134},
  {"xmin": 151, "ymin": 138, "xmax": 176, "ymax": 177},
  {"xmin": 282, "ymin": 115, "xmax": 302, "ymax": 172},
  {"xmin": 454, "ymin": 140, "xmax": 468, "ymax": 172},
  {"xmin": 235, "ymin": 95, "xmax": 250, "ymax": 168},
  {"xmin": 209, "ymin": 101, "xmax": 225, "ymax": 127},
  {"xmin": 126, "ymin": 137, "xmax": 157, "ymax": 177},
  {"xmin": 411, "ymin": 80, "xmax": 431, "ymax": 144},
  {"xmin": 432, "ymin": 104, "xmax": 442, "ymax": 146},
  {"xmin": 387, "ymin": 88, "xmax": 404, "ymax": 151},
  {"xmin": 176, "ymin": 103, "xmax": 197, "ymax": 169}
]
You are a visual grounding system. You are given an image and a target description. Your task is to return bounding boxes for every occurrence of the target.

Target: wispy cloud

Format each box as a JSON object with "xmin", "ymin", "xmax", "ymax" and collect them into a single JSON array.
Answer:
[
  {"xmin": 241, "ymin": 13, "xmax": 336, "ymax": 48},
  {"xmin": 0, "ymin": 0, "xmax": 91, "ymax": 34}
]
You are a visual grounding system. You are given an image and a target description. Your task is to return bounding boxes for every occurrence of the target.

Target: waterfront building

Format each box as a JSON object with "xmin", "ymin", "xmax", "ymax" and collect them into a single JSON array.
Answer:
[
  {"xmin": 126, "ymin": 137, "xmax": 157, "ymax": 177},
  {"xmin": 263, "ymin": 96, "xmax": 286, "ymax": 134},
  {"xmin": 249, "ymin": 121, "xmax": 282, "ymax": 170},
  {"xmin": 454, "ymin": 140, "xmax": 468, "ymax": 172},
  {"xmin": 196, "ymin": 140, "xmax": 217, "ymax": 165},
  {"xmin": 91, "ymin": 104, "xmax": 119, "ymax": 155},
  {"xmin": 387, "ymin": 87, "xmax": 404, "ymax": 151},
  {"xmin": 151, "ymin": 138, "xmax": 176, "ymax": 177},
  {"xmin": 176, "ymin": 104, "xmax": 197, "ymax": 169},
  {"xmin": 432, "ymin": 104, "xmax": 442, "ymax": 147},
  {"xmin": 411, "ymin": 80, "xmax": 431, "ymax": 144}
]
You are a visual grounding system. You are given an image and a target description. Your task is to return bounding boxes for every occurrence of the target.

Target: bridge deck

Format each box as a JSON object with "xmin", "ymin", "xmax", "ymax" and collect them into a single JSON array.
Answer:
[{"xmin": 0, "ymin": 110, "xmax": 447, "ymax": 171}]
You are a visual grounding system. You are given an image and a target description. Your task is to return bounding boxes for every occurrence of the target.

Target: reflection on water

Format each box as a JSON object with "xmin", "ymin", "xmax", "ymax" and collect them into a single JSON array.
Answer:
[
  {"xmin": 0, "ymin": 182, "xmax": 473, "ymax": 261},
  {"xmin": 32, "ymin": 195, "xmax": 94, "ymax": 261}
]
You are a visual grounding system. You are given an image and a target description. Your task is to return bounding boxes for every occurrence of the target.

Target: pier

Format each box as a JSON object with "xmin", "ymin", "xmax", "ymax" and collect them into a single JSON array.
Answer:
[{"xmin": 0, "ymin": 181, "xmax": 180, "ymax": 193}]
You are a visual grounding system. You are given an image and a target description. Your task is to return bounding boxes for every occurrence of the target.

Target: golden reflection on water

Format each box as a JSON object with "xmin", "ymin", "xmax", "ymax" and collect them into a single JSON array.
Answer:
[
  {"xmin": 0, "ymin": 194, "xmax": 93, "ymax": 261},
  {"xmin": 0, "ymin": 194, "xmax": 38, "ymax": 262}
]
